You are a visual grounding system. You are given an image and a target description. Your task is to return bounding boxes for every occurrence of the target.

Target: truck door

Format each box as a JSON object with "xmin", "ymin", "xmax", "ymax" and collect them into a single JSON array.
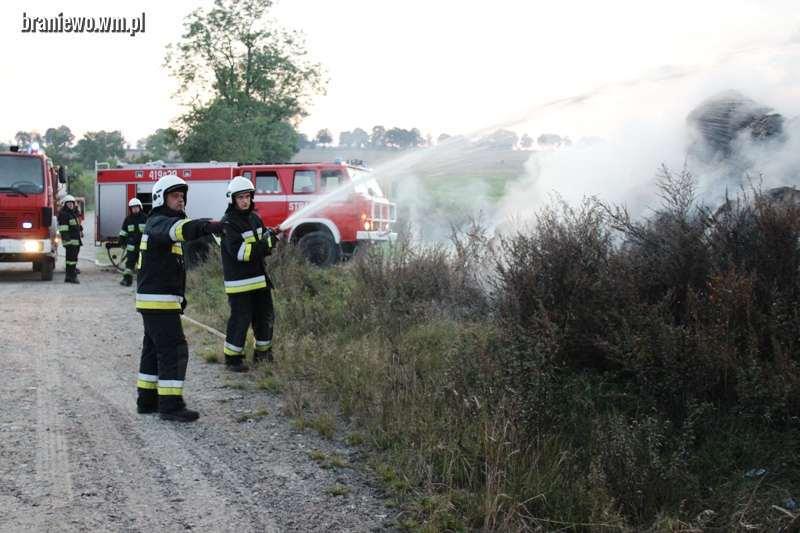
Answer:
[
  {"xmin": 244, "ymin": 169, "xmax": 288, "ymax": 227},
  {"xmin": 289, "ymin": 169, "xmax": 318, "ymax": 217}
]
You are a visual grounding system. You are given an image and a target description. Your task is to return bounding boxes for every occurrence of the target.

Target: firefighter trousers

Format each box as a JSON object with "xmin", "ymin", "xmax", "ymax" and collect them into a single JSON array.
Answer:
[
  {"xmin": 137, "ymin": 313, "xmax": 190, "ymax": 413},
  {"xmin": 65, "ymin": 245, "xmax": 80, "ymax": 279},
  {"xmin": 124, "ymin": 249, "xmax": 137, "ymax": 277},
  {"xmin": 224, "ymin": 288, "xmax": 274, "ymax": 363}
]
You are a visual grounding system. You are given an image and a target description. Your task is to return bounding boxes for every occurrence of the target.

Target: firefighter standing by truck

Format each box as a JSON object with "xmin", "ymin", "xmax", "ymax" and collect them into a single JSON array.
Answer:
[
  {"xmin": 135, "ymin": 175, "xmax": 223, "ymax": 422},
  {"xmin": 57, "ymin": 194, "xmax": 82, "ymax": 284},
  {"xmin": 220, "ymin": 177, "xmax": 276, "ymax": 372},
  {"xmin": 118, "ymin": 198, "xmax": 147, "ymax": 286}
]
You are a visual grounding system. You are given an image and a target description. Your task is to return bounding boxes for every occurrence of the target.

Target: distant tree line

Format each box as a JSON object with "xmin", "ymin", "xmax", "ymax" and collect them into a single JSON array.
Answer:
[
  {"xmin": 298, "ymin": 126, "xmax": 426, "ymax": 150},
  {"xmin": 6, "ymin": 126, "xmax": 181, "ymax": 205},
  {"xmin": 297, "ymin": 126, "xmax": 571, "ymax": 151},
  {"xmin": 7, "ymin": 126, "xmax": 179, "ymax": 169}
]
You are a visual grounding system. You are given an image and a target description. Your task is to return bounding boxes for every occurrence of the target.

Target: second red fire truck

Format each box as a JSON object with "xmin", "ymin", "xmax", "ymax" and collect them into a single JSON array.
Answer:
[{"xmin": 95, "ymin": 160, "xmax": 396, "ymax": 266}]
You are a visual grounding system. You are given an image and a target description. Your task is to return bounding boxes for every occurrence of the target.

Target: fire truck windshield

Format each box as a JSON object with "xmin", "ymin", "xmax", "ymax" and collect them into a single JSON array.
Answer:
[
  {"xmin": 350, "ymin": 170, "xmax": 384, "ymax": 198},
  {"xmin": 0, "ymin": 155, "xmax": 44, "ymax": 194}
]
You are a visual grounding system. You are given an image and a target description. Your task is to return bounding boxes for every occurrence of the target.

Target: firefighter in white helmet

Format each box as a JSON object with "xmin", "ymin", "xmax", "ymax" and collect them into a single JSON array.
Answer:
[
  {"xmin": 219, "ymin": 176, "xmax": 278, "ymax": 372},
  {"xmin": 118, "ymin": 198, "xmax": 147, "ymax": 286},
  {"xmin": 57, "ymin": 194, "xmax": 82, "ymax": 283},
  {"xmin": 135, "ymin": 174, "xmax": 224, "ymax": 422}
]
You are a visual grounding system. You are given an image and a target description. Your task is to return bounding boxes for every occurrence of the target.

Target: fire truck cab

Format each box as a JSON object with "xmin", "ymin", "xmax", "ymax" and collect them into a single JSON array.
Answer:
[
  {"xmin": 0, "ymin": 145, "xmax": 66, "ymax": 280},
  {"xmin": 96, "ymin": 160, "xmax": 396, "ymax": 266}
]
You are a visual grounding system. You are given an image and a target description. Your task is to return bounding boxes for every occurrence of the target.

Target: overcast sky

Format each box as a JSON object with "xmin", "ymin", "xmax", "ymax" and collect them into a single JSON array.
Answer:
[{"xmin": 1, "ymin": 0, "xmax": 797, "ymax": 146}]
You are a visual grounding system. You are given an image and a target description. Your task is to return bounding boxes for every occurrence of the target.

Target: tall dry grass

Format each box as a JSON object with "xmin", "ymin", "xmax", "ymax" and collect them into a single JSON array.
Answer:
[{"xmin": 186, "ymin": 169, "xmax": 800, "ymax": 531}]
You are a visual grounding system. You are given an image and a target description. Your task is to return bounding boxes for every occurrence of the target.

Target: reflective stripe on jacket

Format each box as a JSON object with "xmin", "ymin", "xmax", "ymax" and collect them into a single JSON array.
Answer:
[
  {"xmin": 135, "ymin": 207, "xmax": 211, "ymax": 314},
  {"xmin": 57, "ymin": 207, "xmax": 82, "ymax": 246},
  {"xmin": 220, "ymin": 207, "xmax": 272, "ymax": 294}
]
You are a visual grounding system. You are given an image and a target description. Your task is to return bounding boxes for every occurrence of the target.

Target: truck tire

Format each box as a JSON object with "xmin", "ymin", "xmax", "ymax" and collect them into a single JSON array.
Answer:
[
  {"xmin": 40, "ymin": 257, "xmax": 54, "ymax": 281},
  {"xmin": 297, "ymin": 231, "xmax": 341, "ymax": 267}
]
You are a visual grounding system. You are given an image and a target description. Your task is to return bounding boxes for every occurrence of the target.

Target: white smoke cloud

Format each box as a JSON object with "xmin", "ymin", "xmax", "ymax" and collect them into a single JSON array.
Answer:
[{"xmin": 495, "ymin": 40, "xmax": 800, "ymax": 224}]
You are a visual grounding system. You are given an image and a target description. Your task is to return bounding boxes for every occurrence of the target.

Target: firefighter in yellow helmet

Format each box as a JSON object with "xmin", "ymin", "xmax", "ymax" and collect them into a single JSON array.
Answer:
[
  {"xmin": 135, "ymin": 175, "xmax": 223, "ymax": 422},
  {"xmin": 219, "ymin": 176, "xmax": 277, "ymax": 372},
  {"xmin": 119, "ymin": 198, "xmax": 147, "ymax": 286},
  {"xmin": 57, "ymin": 195, "xmax": 82, "ymax": 283}
]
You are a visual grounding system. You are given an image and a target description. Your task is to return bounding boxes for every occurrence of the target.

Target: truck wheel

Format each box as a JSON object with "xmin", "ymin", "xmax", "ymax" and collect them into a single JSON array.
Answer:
[
  {"xmin": 40, "ymin": 257, "xmax": 55, "ymax": 281},
  {"xmin": 297, "ymin": 231, "xmax": 341, "ymax": 267}
]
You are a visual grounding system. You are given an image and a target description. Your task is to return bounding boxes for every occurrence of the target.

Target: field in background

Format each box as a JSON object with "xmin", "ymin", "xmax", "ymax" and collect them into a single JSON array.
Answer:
[{"xmin": 295, "ymin": 147, "xmax": 534, "ymax": 233}]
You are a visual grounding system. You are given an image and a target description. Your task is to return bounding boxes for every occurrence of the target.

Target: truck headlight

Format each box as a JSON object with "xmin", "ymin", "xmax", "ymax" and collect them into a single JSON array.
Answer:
[
  {"xmin": 23, "ymin": 240, "xmax": 42, "ymax": 252},
  {"xmin": 21, "ymin": 221, "xmax": 33, "ymax": 229},
  {"xmin": 364, "ymin": 221, "xmax": 372, "ymax": 231}
]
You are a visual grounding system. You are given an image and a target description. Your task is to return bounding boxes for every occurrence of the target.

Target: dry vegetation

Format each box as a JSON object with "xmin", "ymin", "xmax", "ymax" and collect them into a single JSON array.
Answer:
[{"xmin": 186, "ymin": 168, "xmax": 800, "ymax": 531}]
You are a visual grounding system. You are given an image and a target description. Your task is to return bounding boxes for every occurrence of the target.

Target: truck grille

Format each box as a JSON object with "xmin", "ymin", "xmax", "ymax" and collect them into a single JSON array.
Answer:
[{"xmin": 0, "ymin": 216, "xmax": 16, "ymax": 230}]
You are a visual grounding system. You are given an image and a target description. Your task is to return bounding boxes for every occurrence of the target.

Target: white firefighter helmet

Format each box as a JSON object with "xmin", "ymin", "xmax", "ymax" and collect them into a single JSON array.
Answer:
[
  {"xmin": 226, "ymin": 176, "xmax": 255, "ymax": 204},
  {"xmin": 61, "ymin": 194, "xmax": 76, "ymax": 205},
  {"xmin": 128, "ymin": 198, "xmax": 143, "ymax": 208},
  {"xmin": 151, "ymin": 174, "xmax": 188, "ymax": 208}
]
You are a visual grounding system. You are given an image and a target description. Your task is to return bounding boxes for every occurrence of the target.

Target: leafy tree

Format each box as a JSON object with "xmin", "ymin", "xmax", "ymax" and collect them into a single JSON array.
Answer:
[
  {"xmin": 75, "ymin": 130, "xmax": 126, "ymax": 167},
  {"xmin": 44, "ymin": 125, "xmax": 75, "ymax": 164},
  {"xmin": 437, "ymin": 133, "xmax": 451, "ymax": 144},
  {"xmin": 179, "ymin": 99, "xmax": 298, "ymax": 162},
  {"xmin": 166, "ymin": 0, "xmax": 325, "ymax": 162},
  {"xmin": 384, "ymin": 127, "xmax": 424, "ymax": 149},
  {"xmin": 142, "ymin": 128, "xmax": 179, "ymax": 161},
  {"xmin": 520, "ymin": 133, "xmax": 533, "ymax": 149},
  {"xmin": 351, "ymin": 127, "xmax": 369, "ymax": 148},
  {"xmin": 296, "ymin": 133, "xmax": 315, "ymax": 149},
  {"xmin": 316, "ymin": 128, "xmax": 333, "ymax": 146},
  {"xmin": 15, "ymin": 131, "xmax": 42, "ymax": 147},
  {"xmin": 370, "ymin": 125, "xmax": 386, "ymax": 148},
  {"xmin": 338, "ymin": 130, "xmax": 353, "ymax": 148}
]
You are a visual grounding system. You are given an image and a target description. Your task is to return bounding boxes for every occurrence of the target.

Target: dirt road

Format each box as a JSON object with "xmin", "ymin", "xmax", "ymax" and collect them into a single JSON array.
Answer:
[{"xmin": 0, "ymin": 255, "xmax": 392, "ymax": 532}]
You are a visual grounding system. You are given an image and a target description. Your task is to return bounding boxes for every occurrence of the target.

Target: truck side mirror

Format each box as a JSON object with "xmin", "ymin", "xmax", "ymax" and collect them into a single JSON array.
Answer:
[{"xmin": 57, "ymin": 166, "xmax": 67, "ymax": 184}]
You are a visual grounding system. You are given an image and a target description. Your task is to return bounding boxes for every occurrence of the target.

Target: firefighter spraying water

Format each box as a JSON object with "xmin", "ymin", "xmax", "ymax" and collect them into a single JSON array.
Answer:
[{"xmin": 219, "ymin": 177, "xmax": 278, "ymax": 372}]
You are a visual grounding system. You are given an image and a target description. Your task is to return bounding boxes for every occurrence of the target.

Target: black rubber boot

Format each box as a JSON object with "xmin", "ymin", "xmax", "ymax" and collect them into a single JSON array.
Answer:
[
  {"xmin": 253, "ymin": 349, "xmax": 274, "ymax": 365},
  {"xmin": 225, "ymin": 356, "xmax": 250, "ymax": 373},
  {"xmin": 136, "ymin": 390, "xmax": 158, "ymax": 414},
  {"xmin": 159, "ymin": 397, "xmax": 199, "ymax": 422},
  {"xmin": 120, "ymin": 274, "xmax": 133, "ymax": 286}
]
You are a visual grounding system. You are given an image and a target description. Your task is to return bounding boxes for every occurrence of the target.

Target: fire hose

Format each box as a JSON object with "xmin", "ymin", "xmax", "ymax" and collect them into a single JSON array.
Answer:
[
  {"xmin": 104, "ymin": 241, "xmax": 127, "ymax": 272},
  {"xmin": 102, "ymin": 225, "xmax": 281, "ymax": 274}
]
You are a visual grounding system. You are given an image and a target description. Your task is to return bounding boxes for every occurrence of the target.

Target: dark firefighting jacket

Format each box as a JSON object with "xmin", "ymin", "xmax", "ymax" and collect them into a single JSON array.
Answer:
[
  {"xmin": 119, "ymin": 211, "xmax": 148, "ymax": 253},
  {"xmin": 135, "ymin": 206, "xmax": 215, "ymax": 313},
  {"xmin": 220, "ymin": 205, "xmax": 274, "ymax": 294},
  {"xmin": 57, "ymin": 206, "xmax": 82, "ymax": 246}
]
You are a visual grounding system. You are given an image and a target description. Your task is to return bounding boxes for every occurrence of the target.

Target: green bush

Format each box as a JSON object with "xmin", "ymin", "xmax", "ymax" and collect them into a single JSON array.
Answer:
[{"xmin": 184, "ymin": 169, "xmax": 800, "ymax": 531}]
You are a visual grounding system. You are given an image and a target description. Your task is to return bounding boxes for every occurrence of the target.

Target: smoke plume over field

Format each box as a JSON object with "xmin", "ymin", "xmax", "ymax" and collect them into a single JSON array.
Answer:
[{"xmin": 496, "ymin": 41, "xmax": 800, "ymax": 225}]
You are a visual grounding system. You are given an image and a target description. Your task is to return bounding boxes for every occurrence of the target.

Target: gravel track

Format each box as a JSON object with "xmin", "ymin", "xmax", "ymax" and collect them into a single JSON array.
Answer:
[{"xmin": 0, "ymin": 256, "xmax": 393, "ymax": 532}]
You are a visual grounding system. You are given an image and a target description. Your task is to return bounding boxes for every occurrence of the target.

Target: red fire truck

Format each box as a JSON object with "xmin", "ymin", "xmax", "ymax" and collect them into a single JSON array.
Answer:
[
  {"xmin": 0, "ymin": 145, "xmax": 67, "ymax": 280},
  {"xmin": 95, "ymin": 160, "xmax": 396, "ymax": 265}
]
